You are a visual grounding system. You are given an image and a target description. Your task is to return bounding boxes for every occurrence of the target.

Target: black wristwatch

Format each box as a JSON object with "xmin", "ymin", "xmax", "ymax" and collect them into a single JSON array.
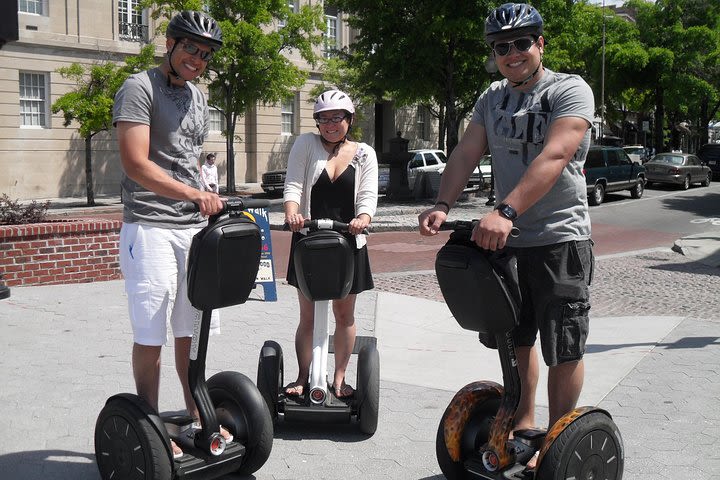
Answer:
[{"xmin": 495, "ymin": 202, "xmax": 517, "ymax": 221}]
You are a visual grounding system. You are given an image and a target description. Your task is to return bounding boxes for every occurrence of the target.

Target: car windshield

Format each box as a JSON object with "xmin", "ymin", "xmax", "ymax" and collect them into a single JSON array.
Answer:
[
  {"xmin": 624, "ymin": 147, "xmax": 644, "ymax": 155},
  {"xmin": 653, "ymin": 155, "xmax": 683, "ymax": 165}
]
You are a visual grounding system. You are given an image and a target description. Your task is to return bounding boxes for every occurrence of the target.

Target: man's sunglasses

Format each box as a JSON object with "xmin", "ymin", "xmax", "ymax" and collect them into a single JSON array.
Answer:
[
  {"xmin": 180, "ymin": 41, "xmax": 214, "ymax": 61},
  {"xmin": 316, "ymin": 115, "xmax": 348, "ymax": 125},
  {"xmin": 493, "ymin": 38, "xmax": 536, "ymax": 57}
]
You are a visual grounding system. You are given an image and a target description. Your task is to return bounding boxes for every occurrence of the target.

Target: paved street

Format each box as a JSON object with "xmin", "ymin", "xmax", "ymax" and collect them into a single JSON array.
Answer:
[{"xmin": 1, "ymin": 189, "xmax": 719, "ymax": 479}]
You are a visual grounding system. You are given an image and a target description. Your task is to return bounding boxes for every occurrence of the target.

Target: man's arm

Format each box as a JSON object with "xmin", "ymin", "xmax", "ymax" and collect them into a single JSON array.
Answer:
[
  {"xmin": 501, "ymin": 116, "xmax": 589, "ymax": 214},
  {"xmin": 418, "ymin": 122, "xmax": 488, "ymax": 235},
  {"xmin": 117, "ymin": 121, "xmax": 222, "ymax": 216},
  {"xmin": 473, "ymin": 115, "xmax": 590, "ymax": 250}
]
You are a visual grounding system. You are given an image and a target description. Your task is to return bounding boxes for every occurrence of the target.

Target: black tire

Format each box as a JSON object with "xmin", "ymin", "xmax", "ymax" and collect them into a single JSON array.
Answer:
[
  {"xmin": 702, "ymin": 172, "xmax": 711, "ymax": 187},
  {"xmin": 207, "ymin": 371, "xmax": 274, "ymax": 475},
  {"xmin": 257, "ymin": 340, "xmax": 283, "ymax": 420},
  {"xmin": 536, "ymin": 411, "xmax": 624, "ymax": 480},
  {"xmin": 356, "ymin": 345, "xmax": 380, "ymax": 435},
  {"xmin": 589, "ymin": 183, "xmax": 605, "ymax": 206},
  {"xmin": 435, "ymin": 395, "xmax": 501, "ymax": 480},
  {"xmin": 95, "ymin": 396, "xmax": 172, "ymax": 480},
  {"xmin": 630, "ymin": 178, "xmax": 644, "ymax": 198},
  {"xmin": 682, "ymin": 175, "xmax": 691, "ymax": 190}
]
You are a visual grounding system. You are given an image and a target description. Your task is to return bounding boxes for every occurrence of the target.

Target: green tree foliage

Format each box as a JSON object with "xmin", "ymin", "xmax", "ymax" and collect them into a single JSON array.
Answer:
[
  {"xmin": 330, "ymin": 0, "xmax": 496, "ymax": 154},
  {"xmin": 143, "ymin": 0, "xmax": 325, "ymax": 191},
  {"xmin": 51, "ymin": 45, "xmax": 156, "ymax": 206}
]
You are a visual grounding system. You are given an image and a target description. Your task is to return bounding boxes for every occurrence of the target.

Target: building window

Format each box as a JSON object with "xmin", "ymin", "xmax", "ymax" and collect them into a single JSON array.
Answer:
[
  {"xmin": 324, "ymin": 15, "xmax": 338, "ymax": 57},
  {"xmin": 19, "ymin": 0, "xmax": 43, "ymax": 15},
  {"xmin": 119, "ymin": 0, "xmax": 148, "ymax": 42},
  {"xmin": 281, "ymin": 96, "xmax": 296, "ymax": 135},
  {"xmin": 19, "ymin": 72, "xmax": 49, "ymax": 127},
  {"xmin": 278, "ymin": 1, "xmax": 296, "ymax": 28},
  {"xmin": 209, "ymin": 108, "xmax": 224, "ymax": 133},
  {"xmin": 417, "ymin": 106, "xmax": 430, "ymax": 140}
]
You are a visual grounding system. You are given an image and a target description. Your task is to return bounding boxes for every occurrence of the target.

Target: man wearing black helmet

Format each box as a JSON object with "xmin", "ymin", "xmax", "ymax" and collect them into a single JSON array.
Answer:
[
  {"xmin": 113, "ymin": 11, "xmax": 228, "ymax": 459},
  {"xmin": 419, "ymin": 2, "xmax": 595, "ymax": 470}
]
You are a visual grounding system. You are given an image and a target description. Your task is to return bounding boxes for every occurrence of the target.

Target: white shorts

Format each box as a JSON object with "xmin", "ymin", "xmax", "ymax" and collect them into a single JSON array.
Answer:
[{"xmin": 119, "ymin": 223, "xmax": 220, "ymax": 346}]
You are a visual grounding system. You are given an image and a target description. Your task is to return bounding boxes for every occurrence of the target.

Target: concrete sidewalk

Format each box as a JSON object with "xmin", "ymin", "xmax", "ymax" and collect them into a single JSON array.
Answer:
[
  {"xmin": 1, "ymin": 251, "xmax": 719, "ymax": 479},
  {"xmin": 3, "ymin": 188, "xmax": 719, "ymax": 479}
]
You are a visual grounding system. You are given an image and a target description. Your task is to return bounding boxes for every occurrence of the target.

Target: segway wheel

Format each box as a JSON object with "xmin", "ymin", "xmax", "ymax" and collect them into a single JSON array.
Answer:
[
  {"xmin": 95, "ymin": 396, "xmax": 172, "ymax": 480},
  {"xmin": 435, "ymin": 392, "xmax": 501, "ymax": 480},
  {"xmin": 257, "ymin": 340, "xmax": 284, "ymax": 420},
  {"xmin": 536, "ymin": 411, "xmax": 624, "ymax": 480},
  {"xmin": 356, "ymin": 345, "xmax": 380, "ymax": 435},
  {"xmin": 207, "ymin": 371, "xmax": 274, "ymax": 475}
]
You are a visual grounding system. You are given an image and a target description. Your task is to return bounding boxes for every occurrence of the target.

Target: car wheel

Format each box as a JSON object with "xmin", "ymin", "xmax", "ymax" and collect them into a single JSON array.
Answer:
[
  {"xmin": 589, "ymin": 183, "xmax": 605, "ymax": 206},
  {"xmin": 702, "ymin": 172, "xmax": 711, "ymax": 187},
  {"xmin": 682, "ymin": 175, "xmax": 690, "ymax": 190},
  {"xmin": 630, "ymin": 179, "xmax": 644, "ymax": 199}
]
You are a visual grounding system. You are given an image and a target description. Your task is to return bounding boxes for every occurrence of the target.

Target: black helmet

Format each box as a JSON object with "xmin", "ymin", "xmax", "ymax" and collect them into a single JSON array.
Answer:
[
  {"xmin": 485, "ymin": 3, "xmax": 543, "ymax": 45},
  {"xmin": 166, "ymin": 11, "xmax": 223, "ymax": 50}
]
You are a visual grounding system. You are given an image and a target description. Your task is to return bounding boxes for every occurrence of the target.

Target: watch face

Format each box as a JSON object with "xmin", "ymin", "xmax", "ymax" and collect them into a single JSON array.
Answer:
[{"xmin": 499, "ymin": 203, "xmax": 517, "ymax": 220}]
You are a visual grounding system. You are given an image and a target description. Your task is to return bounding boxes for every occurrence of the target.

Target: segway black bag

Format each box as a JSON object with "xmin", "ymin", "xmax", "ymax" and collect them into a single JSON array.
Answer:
[
  {"xmin": 293, "ymin": 230, "xmax": 354, "ymax": 301},
  {"xmin": 187, "ymin": 214, "xmax": 262, "ymax": 311},
  {"xmin": 435, "ymin": 230, "xmax": 521, "ymax": 334}
]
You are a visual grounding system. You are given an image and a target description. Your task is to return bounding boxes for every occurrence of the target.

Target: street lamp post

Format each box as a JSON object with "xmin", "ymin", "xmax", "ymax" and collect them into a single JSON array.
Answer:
[{"xmin": 600, "ymin": 0, "xmax": 606, "ymax": 145}]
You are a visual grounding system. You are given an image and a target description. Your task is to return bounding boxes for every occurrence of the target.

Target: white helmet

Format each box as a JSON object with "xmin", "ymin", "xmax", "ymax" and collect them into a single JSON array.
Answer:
[{"xmin": 313, "ymin": 90, "xmax": 355, "ymax": 118}]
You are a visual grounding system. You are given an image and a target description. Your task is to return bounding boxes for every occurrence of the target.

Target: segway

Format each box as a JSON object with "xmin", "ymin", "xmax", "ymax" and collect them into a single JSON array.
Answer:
[
  {"xmin": 433, "ymin": 220, "xmax": 624, "ymax": 480},
  {"xmin": 256, "ymin": 219, "xmax": 380, "ymax": 434},
  {"xmin": 94, "ymin": 197, "xmax": 274, "ymax": 480}
]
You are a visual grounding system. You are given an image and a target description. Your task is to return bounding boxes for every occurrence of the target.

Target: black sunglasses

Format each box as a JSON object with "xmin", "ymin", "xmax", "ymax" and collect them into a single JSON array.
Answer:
[
  {"xmin": 180, "ymin": 41, "xmax": 214, "ymax": 61},
  {"xmin": 316, "ymin": 115, "xmax": 348, "ymax": 125},
  {"xmin": 493, "ymin": 38, "xmax": 535, "ymax": 57}
]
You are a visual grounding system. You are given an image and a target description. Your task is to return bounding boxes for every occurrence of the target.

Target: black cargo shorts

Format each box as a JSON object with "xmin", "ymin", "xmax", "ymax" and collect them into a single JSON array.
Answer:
[{"xmin": 479, "ymin": 239, "xmax": 594, "ymax": 367}]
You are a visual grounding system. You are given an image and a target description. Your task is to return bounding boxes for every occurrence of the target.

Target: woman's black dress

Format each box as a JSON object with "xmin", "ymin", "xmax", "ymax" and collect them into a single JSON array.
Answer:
[{"xmin": 286, "ymin": 165, "xmax": 374, "ymax": 294}]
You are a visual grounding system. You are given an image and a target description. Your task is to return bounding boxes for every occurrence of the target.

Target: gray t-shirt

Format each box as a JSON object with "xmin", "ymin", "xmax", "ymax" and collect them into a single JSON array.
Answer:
[
  {"xmin": 471, "ymin": 68, "xmax": 595, "ymax": 247},
  {"xmin": 113, "ymin": 67, "xmax": 209, "ymax": 228}
]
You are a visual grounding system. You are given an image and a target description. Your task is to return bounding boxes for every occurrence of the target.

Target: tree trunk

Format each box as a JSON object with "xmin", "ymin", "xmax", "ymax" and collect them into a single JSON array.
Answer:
[
  {"xmin": 85, "ymin": 135, "xmax": 95, "ymax": 206},
  {"xmin": 654, "ymin": 86, "xmax": 665, "ymax": 153}
]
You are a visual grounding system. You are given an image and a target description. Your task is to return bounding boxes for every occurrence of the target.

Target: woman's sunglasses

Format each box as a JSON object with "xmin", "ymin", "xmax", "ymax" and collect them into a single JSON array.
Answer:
[
  {"xmin": 493, "ymin": 38, "xmax": 536, "ymax": 57},
  {"xmin": 316, "ymin": 115, "xmax": 348, "ymax": 125},
  {"xmin": 180, "ymin": 41, "xmax": 214, "ymax": 61}
]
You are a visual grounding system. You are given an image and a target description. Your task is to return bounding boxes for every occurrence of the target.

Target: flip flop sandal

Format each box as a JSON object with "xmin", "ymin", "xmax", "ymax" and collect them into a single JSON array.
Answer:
[
  {"xmin": 284, "ymin": 382, "xmax": 306, "ymax": 396},
  {"xmin": 334, "ymin": 383, "xmax": 355, "ymax": 398}
]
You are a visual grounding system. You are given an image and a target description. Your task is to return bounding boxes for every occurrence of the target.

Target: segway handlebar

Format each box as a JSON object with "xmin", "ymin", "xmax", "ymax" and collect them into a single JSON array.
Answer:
[
  {"xmin": 284, "ymin": 218, "xmax": 369, "ymax": 235},
  {"xmin": 181, "ymin": 196, "xmax": 274, "ymax": 214},
  {"xmin": 439, "ymin": 220, "xmax": 520, "ymax": 238}
]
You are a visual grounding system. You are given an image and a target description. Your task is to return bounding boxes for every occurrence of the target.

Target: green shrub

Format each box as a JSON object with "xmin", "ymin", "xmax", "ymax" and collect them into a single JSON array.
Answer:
[{"xmin": 0, "ymin": 194, "xmax": 50, "ymax": 225}]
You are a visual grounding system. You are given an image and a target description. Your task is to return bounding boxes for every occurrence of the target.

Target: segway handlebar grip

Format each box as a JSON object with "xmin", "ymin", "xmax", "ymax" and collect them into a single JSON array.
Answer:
[
  {"xmin": 283, "ymin": 219, "xmax": 369, "ymax": 235},
  {"xmin": 439, "ymin": 220, "xmax": 520, "ymax": 238}
]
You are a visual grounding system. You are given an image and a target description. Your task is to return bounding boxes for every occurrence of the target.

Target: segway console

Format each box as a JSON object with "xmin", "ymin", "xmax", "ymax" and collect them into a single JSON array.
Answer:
[
  {"xmin": 257, "ymin": 219, "xmax": 380, "ymax": 434},
  {"xmin": 433, "ymin": 221, "xmax": 624, "ymax": 480},
  {"xmin": 95, "ymin": 197, "xmax": 274, "ymax": 480}
]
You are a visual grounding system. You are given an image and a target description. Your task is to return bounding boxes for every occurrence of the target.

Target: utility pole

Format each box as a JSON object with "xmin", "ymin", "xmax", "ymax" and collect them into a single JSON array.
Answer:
[{"xmin": 600, "ymin": 0, "xmax": 606, "ymax": 145}]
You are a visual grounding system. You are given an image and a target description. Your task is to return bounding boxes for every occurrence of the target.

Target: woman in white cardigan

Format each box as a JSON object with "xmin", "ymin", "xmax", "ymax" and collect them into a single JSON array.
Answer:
[{"xmin": 283, "ymin": 90, "xmax": 378, "ymax": 399}]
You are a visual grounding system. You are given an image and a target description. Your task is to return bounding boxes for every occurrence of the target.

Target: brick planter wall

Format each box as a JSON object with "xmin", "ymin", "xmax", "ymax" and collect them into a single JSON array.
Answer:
[{"xmin": 0, "ymin": 219, "xmax": 122, "ymax": 287}]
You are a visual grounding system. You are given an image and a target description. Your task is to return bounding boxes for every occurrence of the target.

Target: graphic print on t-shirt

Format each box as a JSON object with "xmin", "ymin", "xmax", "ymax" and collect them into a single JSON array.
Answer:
[{"xmin": 492, "ymin": 90, "xmax": 553, "ymax": 166}]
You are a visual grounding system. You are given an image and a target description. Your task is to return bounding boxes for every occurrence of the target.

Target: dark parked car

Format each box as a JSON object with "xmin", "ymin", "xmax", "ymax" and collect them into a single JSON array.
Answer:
[
  {"xmin": 644, "ymin": 152, "xmax": 711, "ymax": 189},
  {"xmin": 697, "ymin": 143, "xmax": 720, "ymax": 179},
  {"xmin": 261, "ymin": 169, "xmax": 286, "ymax": 197},
  {"xmin": 583, "ymin": 146, "xmax": 646, "ymax": 206}
]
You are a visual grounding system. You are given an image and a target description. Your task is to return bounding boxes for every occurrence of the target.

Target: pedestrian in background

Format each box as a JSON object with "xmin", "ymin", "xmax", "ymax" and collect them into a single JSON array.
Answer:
[
  {"xmin": 201, "ymin": 152, "xmax": 220, "ymax": 193},
  {"xmin": 283, "ymin": 90, "xmax": 378, "ymax": 399},
  {"xmin": 419, "ymin": 2, "xmax": 595, "ymax": 471},
  {"xmin": 113, "ymin": 10, "xmax": 228, "ymax": 459}
]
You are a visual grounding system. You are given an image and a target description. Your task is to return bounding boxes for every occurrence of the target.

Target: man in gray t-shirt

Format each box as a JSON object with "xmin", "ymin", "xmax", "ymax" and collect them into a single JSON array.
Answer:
[
  {"xmin": 419, "ymin": 3, "xmax": 595, "ymax": 470},
  {"xmin": 112, "ymin": 11, "xmax": 228, "ymax": 459}
]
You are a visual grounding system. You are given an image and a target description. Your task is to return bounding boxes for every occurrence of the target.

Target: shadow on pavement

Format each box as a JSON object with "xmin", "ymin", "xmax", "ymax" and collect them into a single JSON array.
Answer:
[
  {"xmin": 0, "ymin": 450, "xmax": 98, "ymax": 480},
  {"xmin": 271, "ymin": 421, "xmax": 371, "ymax": 443}
]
